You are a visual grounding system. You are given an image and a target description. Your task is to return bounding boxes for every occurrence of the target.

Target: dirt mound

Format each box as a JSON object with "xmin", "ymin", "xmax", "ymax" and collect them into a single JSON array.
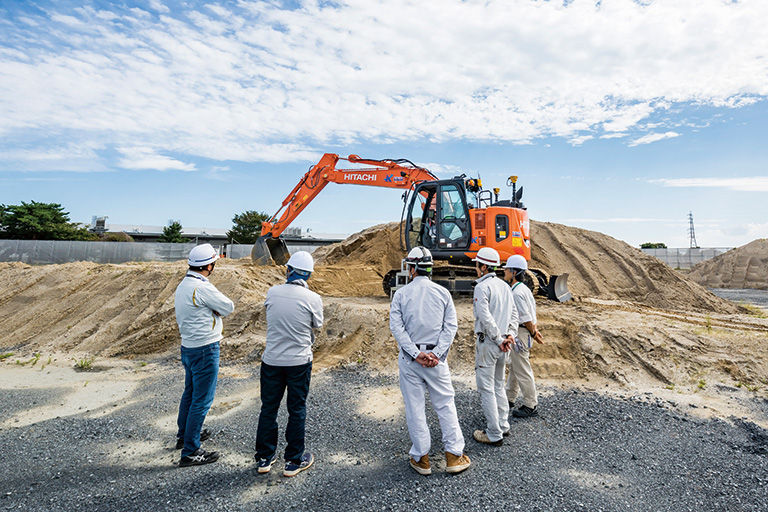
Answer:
[
  {"xmin": 529, "ymin": 220, "xmax": 741, "ymax": 313},
  {"xmin": 312, "ymin": 220, "xmax": 742, "ymax": 313},
  {"xmin": 313, "ymin": 222, "xmax": 404, "ymax": 275},
  {"xmin": 688, "ymin": 239, "xmax": 768, "ymax": 290},
  {"xmin": 0, "ymin": 259, "xmax": 284, "ymax": 358}
]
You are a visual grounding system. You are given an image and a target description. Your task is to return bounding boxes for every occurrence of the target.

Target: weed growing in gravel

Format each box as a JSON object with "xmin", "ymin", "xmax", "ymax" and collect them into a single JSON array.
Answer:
[
  {"xmin": 665, "ymin": 384, "xmax": 675, "ymax": 390},
  {"xmin": 697, "ymin": 379, "xmax": 706, "ymax": 390},
  {"xmin": 0, "ymin": 352, "xmax": 13, "ymax": 361},
  {"xmin": 29, "ymin": 352, "xmax": 41, "ymax": 366},
  {"xmin": 74, "ymin": 356, "xmax": 95, "ymax": 371},
  {"xmin": 705, "ymin": 316, "xmax": 712, "ymax": 333}
]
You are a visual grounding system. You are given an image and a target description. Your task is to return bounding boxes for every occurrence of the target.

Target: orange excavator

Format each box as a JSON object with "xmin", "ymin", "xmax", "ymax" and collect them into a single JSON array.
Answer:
[{"xmin": 252, "ymin": 153, "xmax": 571, "ymax": 301}]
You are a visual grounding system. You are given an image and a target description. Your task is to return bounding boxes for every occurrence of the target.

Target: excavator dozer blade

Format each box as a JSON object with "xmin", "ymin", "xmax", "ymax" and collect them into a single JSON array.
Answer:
[
  {"xmin": 545, "ymin": 273, "xmax": 572, "ymax": 302},
  {"xmin": 251, "ymin": 236, "xmax": 290, "ymax": 266}
]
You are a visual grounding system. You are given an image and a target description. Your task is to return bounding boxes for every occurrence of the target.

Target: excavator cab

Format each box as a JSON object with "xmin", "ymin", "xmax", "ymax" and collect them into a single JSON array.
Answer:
[{"xmin": 404, "ymin": 179, "xmax": 472, "ymax": 257}]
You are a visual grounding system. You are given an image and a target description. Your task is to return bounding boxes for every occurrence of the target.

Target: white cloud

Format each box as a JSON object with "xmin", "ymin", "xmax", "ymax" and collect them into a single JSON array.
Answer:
[
  {"xmin": 628, "ymin": 131, "xmax": 680, "ymax": 146},
  {"xmin": 421, "ymin": 162, "xmax": 464, "ymax": 176},
  {"xmin": 569, "ymin": 134, "xmax": 593, "ymax": 146},
  {"xmin": 0, "ymin": 0, "xmax": 767, "ymax": 168},
  {"xmin": 147, "ymin": 0, "xmax": 170, "ymax": 14},
  {"xmin": 651, "ymin": 177, "xmax": 768, "ymax": 192},
  {"xmin": 116, "ymin": 147, "xmax": 196, "ymax": 171}
]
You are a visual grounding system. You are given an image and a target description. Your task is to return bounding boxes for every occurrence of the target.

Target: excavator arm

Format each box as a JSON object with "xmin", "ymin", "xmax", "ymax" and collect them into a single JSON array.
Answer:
[{"xmin": 253, "ymin": 153, "xmax": 437, "ymax": 265}]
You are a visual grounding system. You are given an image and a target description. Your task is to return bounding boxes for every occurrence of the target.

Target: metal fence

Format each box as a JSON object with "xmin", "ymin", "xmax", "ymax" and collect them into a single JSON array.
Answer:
[
  {"xmin": 641, "ymin": 247, "xmax": 732, "ymax": 269},
  {"xmin": 0, "ymin": 240, "xmax": 199, "ymax": 264},
  {"xmin": 0, "ymin": 239, "xmax": 336, "ymax": 265}
]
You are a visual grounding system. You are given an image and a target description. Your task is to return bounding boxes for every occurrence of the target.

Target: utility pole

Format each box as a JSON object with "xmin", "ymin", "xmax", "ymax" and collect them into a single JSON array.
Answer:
[{"xmin": 688, "ymin": 211, "xmax": 699, "ymax": 248}]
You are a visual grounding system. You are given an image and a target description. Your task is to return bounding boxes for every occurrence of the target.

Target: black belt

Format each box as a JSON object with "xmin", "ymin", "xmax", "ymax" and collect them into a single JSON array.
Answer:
[{"xmin": 406, "ymin": 344, "xmax": 436, "ymax": 361}]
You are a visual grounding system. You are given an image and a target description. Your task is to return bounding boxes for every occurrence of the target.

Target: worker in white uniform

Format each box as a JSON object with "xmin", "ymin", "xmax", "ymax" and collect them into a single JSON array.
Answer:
[
  {"xmin": 174, "ymin": 243, "xmax": 235, "ymax": 467},
  {"xmin": 472, "ymin": 247, "xmax": 518, "ymax": 446},
  {"xmin": 255, "ymin": 251, "xmax": 323, "ymax": 477},
  {"xmin": 389, "ymin": 247, "xmax": 471, "ymax": 475},
  {"xmin": 504, "ymin": 255, "xmax": 543, "ymax": 418}
]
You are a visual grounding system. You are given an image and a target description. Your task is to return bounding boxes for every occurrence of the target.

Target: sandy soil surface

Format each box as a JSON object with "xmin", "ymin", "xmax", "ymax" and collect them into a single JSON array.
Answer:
[
  {"xmin": 689, "ymin": 238, "xmax": 768, "ymax": 290},
  {"xmin": 2, "ymin": 219, "xmax": 767, "ymax": 510}
]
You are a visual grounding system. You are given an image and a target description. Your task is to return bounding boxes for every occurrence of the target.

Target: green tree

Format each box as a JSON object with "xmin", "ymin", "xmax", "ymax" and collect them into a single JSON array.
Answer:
[
  {"xmin": 0, "ymin": 201, "xmax": 97, "ymax": 240},
  {"xmin": 158, "ymin": 221, "xmax": 186, "ymax": 243},
  {"xmin": 640, "ymin": 242, "xmax": 667, "ymax": 249},
  {"xmin": 227, "ymin": 210, "xmax": 270, "ymax": 244}
]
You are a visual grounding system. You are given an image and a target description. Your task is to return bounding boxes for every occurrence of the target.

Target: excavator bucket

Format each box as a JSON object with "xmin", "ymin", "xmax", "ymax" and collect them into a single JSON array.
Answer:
[
  {"xmin": 251, "ymin": 235, "xmax": 291, "ymax": 266},
  {"xmin": 544, "ymin": 273, "xmax": 572, "ymax": 302}
]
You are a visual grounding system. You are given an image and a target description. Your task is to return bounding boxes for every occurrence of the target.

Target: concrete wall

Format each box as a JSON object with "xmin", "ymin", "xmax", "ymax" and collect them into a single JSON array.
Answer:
[
  {"xmin": 0, "ymin": 238, "xmax": 338, "ymax": 265},
  {"xmin": 0, "ymin": 239, "xmax": 200, "ymax": 264},
  {"xmin": 641, "ymin": 247, "xmax": 732, "ymax": 269}
]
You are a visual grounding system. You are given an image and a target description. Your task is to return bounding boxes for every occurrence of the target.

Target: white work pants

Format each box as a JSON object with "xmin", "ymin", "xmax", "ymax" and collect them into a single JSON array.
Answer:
[
  {"xmin": 475, "ymin": 340, "xmax": 510, "ymax": 442},
  {"xmin": 398, "ymin": 353, "xmax": 465, "ymax": 459},
  {"xmin": 506, "ymin": 330, "xmax": 538, "ymax": 408}
]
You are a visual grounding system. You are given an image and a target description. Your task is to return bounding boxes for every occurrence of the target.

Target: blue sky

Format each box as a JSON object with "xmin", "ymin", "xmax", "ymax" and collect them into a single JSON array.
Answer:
[{"xmin": 1, "ymin": 0, "xmax": 767, "ymax": 247}]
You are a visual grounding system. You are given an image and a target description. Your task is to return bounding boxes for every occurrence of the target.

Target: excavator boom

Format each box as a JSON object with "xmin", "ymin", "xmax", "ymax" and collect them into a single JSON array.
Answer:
[{"xmin": 253, "ymin": 153, "xmax": 436, "ymax": 265}]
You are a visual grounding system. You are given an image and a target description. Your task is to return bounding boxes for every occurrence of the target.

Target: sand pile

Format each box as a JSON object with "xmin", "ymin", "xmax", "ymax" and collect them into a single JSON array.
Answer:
[
  {"xmin": 688, "ymin": 239, "xmax": 768, "ymax": 290},
  {"xmin": 529, "ymin": 220, "xmax": 742, "ymax": 313},
  {"xmin": 313, "ymin": 222, "xmax": 404, "ymax": 273},
  {"xmin": 0, "ymin": 260, "xmax": 284, "ymax": 358},
  {"xmin": 312, "ymin": 220, "xmax": 742, "ymax": 313}
]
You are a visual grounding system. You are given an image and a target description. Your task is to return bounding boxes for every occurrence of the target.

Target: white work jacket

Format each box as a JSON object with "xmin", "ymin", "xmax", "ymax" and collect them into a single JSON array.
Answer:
[
  {"xmin": 263, "ymin": 280, "xmax": 324, "ymax": 366},
  {"xmin": 175, "ymin": 272, "xmax": 235, "ymax": 348},
  {"xmin": 473, "ymin": 273, "xmax": 519, "ymax": 346},
  {"xmin": 510, "ymin": 281, "xmax": 537, "ymax": 325},
  {"xmin": 390, "ymin": 276, "xmax": 458, "ymax": 361}
]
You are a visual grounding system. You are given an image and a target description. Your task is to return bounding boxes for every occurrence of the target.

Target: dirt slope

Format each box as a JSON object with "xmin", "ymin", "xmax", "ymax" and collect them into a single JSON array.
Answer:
[
  {"xmin": 688, "ymin": 239, "xmax": 768, "ymax": 290},
  {"xmin": 315, "ymin": 220, "xmax": 742, "ymax": 313}
]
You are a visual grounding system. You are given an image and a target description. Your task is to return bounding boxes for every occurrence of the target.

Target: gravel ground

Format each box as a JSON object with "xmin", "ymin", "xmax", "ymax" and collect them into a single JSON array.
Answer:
[
  {"xmin": 710, "ymin": 288, "xmax": 768, "ymax": 308},
  {"xmin": 2, "ymin": 366, "xmax": 767, "ymax": 512}
]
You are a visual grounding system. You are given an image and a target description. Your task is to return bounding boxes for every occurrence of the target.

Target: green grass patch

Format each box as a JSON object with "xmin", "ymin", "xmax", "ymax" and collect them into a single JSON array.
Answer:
[
  {"xmin": 73, "ymin": 356, "xmax": 95, "ymax": 371},
  {"xmin": 0, "ymin": 352, "xmax": 14, "ymax": 361}
]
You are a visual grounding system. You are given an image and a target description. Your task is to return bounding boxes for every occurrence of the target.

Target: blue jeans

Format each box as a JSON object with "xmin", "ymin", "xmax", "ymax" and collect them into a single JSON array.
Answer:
[
  {"xmin": 255, "ymin": 361, "xmax": 312, "ymax": 463},
  {"xmin": 177, "ymin": 342, "xmax": 219, "ymax": 457}
]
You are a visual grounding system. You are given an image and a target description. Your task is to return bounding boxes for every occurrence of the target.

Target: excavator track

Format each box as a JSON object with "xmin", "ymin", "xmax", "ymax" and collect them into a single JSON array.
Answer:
[{"xmin": 384, "ymin": 264, "xmax": 571, "ymax": 302}]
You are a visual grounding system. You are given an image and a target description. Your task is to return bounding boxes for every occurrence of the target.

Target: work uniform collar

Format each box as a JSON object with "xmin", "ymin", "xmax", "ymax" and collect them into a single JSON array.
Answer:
[
  {"xmin": 287, "ymin": 279, "xmax": 308, "ymax": 288},
  {"xmin": 186, "ymin": 271, "xmax": 209, "ymax": 282},
  {"xmin": 475, "ymin": 273, "xmax": 496, "ymax": 285},
  {"xmin": 412, "ymin": 276, "xmax": 429, "ymax": 283}
]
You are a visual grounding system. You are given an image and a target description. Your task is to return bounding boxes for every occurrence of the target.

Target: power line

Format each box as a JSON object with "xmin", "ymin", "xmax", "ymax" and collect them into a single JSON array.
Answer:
[{"xmin": 688, "ymin": 211, "xmax": 699, "ymax": 248}]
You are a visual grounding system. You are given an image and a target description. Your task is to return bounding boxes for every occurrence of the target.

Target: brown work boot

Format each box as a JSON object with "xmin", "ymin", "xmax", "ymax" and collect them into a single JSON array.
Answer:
[
  {"xmin": 473, "ymin": 429, "xmax": 503, "ymax": 446},
  {"xmin": 409, "ymin": 454, "xmax": 431, "ymax": 475},
  {"xmin": 445, "ymin": 452, "xmax": 471, "ymax": 474}
]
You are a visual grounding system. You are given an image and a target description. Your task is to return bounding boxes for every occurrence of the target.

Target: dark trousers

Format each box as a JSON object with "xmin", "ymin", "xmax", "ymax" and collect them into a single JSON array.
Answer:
[
  {"xmin": 255, "ymin": 361, "xmax": 312, "ymax": 463},
  {"xmin": 176, "ymin": 342, "xmax": 219, "ymax": 457}
]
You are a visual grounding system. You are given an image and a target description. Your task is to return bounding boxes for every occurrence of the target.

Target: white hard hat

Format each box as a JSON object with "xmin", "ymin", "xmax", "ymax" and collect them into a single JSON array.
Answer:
[
  {"xmin": 473, "ymin": 247, "xmax": 501, "ymax": 267},
  {"xmin": 287, "ymin": 251, "xmax": 314, "ymax": 273},
  {"xmin": 405, "ymin": 246, "xmax": 433, "ymax": 269},
  {"xmin": 505, "ymin": 254, "xmax": 528, "ymax": 270},
  {"xmin": 188, "ymin": 243, "xmax": 219, "ymax": 267}
]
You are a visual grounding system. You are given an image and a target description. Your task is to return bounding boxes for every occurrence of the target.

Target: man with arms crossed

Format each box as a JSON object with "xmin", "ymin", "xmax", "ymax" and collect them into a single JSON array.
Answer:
[
  {"xmin": 390, "ymin": 247, "xmax": 471, "ymax": 475},
  {"xmin": 472, "ymin": 247, "xmax": 518, "ymax": 446},
  {"xmin": 175, "ymin": 244, "xmax": 235, "ymax": 467}
]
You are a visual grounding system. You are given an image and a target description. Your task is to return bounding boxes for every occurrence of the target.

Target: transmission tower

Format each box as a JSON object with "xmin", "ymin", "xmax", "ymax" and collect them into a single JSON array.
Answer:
[{"xmin": 688, "ymin": 211, "xmax": 699, "ymax": 248}]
